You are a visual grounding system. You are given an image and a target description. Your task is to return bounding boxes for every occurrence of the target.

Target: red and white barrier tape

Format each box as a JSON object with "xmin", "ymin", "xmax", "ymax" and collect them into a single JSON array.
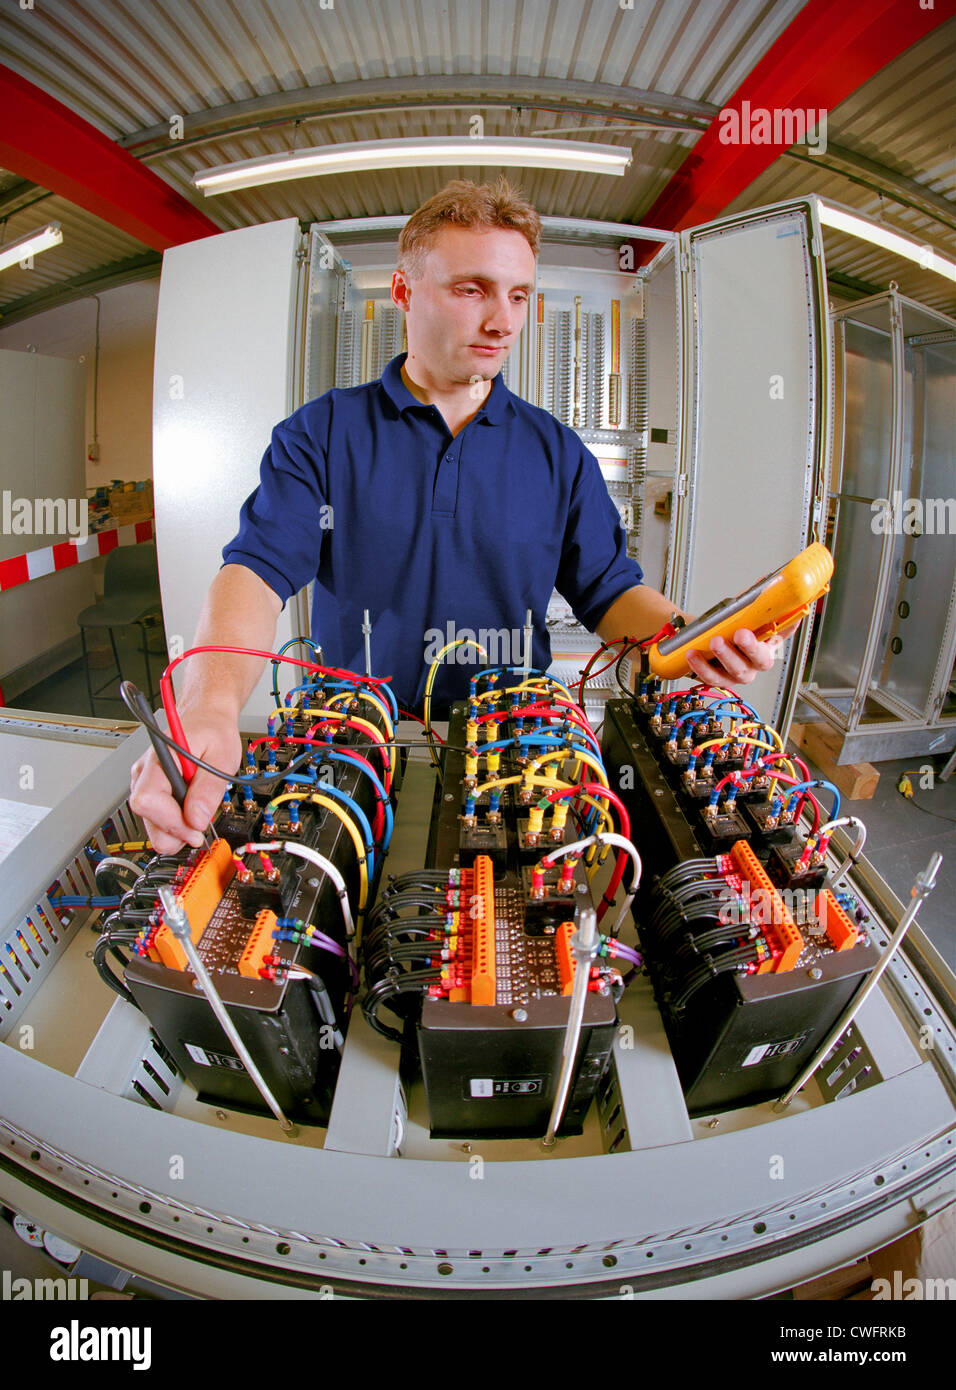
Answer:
[{"xmin": 0, "ymin": 518, "xmax": 154, "ymax": 593}]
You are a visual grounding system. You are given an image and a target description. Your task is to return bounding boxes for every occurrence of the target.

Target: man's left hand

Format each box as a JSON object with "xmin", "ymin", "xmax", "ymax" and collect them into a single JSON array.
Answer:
[{"xmin": 685, "ymin": 627, "xmax": 790, "ymax": 687}]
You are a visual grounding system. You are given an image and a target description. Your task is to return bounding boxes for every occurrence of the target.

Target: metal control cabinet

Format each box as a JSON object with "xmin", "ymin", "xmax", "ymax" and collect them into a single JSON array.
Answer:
[
  {"xmin": 151, "ymin": 198, "xmax": 832, "ymax": 725},
  {"xmin": 802, "ymin": 289, "xmax": 956, "ymax": 761}
]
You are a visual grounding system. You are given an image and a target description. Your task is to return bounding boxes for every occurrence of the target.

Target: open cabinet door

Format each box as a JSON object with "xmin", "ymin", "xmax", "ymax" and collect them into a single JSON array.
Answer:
[
  {"xmin": 153, "ymin": 218, "xmax": 311, "ymax": 719},
  {"xmin": 671, "ymin": 200, "xmax": 830, "ymax": 727}
]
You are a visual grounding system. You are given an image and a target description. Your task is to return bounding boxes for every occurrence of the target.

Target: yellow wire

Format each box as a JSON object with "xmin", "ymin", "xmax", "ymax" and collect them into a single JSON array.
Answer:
[
  {"xmin": 267, "ymin": 702, "xmax": 303, "ymax": 724},
  {"xmin": 692, "ymin": 732, "xmax": 794, "ymax": 799},
  {"xmin": 467, "ymin": 773, "xmax": 612, "ymax": 877},
  {"xmin": 472, "ymin": 676, "xmax": 575, "ymax": 707},
  {"xmin": 305, "ymin": 707, "xmax": 396, "ymax": 780},
  {"xmin": 324, "ymin": 688, "xmax": 395, "ymax": 741},
  {"xmin": 528, "ymin": 746, "xmax": 609, "ymax": 789},
  {"xmin": 508, "ymin": 675, "xmax": 576, "ymax": 704},
  {"xmin": 423, "ymin": 639, "xmax": 489, "ymax": 768},
  {"xmin": 265, "ymin": 792, "xmax": 369, "ymax": 922}
]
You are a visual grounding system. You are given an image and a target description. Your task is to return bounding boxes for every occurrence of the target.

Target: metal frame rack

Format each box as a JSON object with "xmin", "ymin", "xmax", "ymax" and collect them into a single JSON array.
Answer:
[{"xmin": 801, "ymin": 289, "xmax": 956, "ymax": 762}]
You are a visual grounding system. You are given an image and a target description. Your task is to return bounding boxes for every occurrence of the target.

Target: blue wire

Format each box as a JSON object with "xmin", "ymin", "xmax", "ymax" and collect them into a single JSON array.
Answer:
[
  {"xmin": 480, "ymin": 734, "xmax": 599, "ymax": 761},
  {"xmin": 316, "ymin": 750, "xmax": 394, "ymax": 851},
  {"xmin": 49, "ymin": 896, "xmax": 121, "ymax": 908},
  {"xmin": 783, "ymin": 779, "xmax": 841, "ymax": 821}
]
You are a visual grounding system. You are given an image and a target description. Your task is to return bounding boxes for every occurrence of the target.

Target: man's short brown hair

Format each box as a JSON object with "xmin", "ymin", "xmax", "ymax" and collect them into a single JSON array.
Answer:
[{"xmin": 398, "ymin": 176, "xmax": 541, "ymax": 279}]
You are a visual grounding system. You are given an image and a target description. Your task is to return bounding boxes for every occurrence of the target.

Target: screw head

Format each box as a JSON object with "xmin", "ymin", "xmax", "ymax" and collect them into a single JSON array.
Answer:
[
  {"xmin": 809, "ymin": 967, "xmax": 823, "ymax": 980},
  {"xmin": 307, "ymin": 877, "xmax": 320, "ymax": 887},
  {"xmin": 215, "ymin": 1110, "xmax": 228, "ymax": 1121},
  {"xmin": 511, "ymin": 1008, "xmax": 529, "ymax": 1022},
  {"xmin": 654, "ymin": 788, "xmax": 664, "ymax": 798}
]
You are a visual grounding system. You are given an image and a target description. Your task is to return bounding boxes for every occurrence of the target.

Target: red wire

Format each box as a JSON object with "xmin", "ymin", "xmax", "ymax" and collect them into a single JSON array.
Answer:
[
  {"xmin": 501, "ymin": 701, "xmax": 598, "ymax": 742},
  {"xmin": 304, "ymin": 719, "xmax": 391, "ymax": 790},
  {"xmin": 543, "ymin": 782, "xmax": 632, "ymax": 923},
  {"xmin": 712, "ymin": 765, "xmax": 820, "ymax": 834},
  {"xmin": 280, "ymin": 737, "xmax": 387, "ymax": 840},
  {"xmin": 577, "ymin": 638, "xmax": 632, "ymax": 705},
  {"xmin": 397, "ymin": 706, "xmax": 444, "ymax": 742},
  {"xmin": 159, "ymin": 645, "xmax": 392, "ymax": 780}
]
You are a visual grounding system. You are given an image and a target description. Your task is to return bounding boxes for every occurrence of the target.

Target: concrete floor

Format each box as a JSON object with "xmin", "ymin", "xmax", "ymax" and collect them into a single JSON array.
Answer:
[
  {"xmin": 793, "ymin": 743, "xmax": 956, "ymax": 965},
  {"xmin": 16, "ymin": 626, "xmax": 166, "ymax": 721}
]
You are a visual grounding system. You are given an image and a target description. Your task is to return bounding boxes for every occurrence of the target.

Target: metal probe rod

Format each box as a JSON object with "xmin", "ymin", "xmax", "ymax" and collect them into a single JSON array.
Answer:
[
  {"xmin": 542, "ymin": 901, "xmax": 599, "ymax": 1147},
  {"xmin": 157, "ymin": 886, "xmax": 297, "ymax": 1135},
  {"xmin": 774, "ymin": 852, "xmax": 942, "ymax": 1110},
  {"xmin": 572, "ymin": 294, "xmax": 582, "ymax": 428},
  {"xmin": 521, "ymin": 608, "xmax": 533, "ymax": 682},
  {"xmin": 362, "ymin": 608, "xmax": 372, "ymax": 677}
]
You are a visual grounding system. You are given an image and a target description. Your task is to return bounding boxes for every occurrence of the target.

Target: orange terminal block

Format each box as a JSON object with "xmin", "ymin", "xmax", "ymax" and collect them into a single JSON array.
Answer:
[
  {"xmin": 444, "ymin": 857, "xmax": 498, "ymax": 1003},
  {"xmin": 239, "ymin": 909, "xmax": 280, "ymax": 979},
  {"xmin": 469, "ymin": 855, "xmax": 497, "ymax": 1005},
  {"xmin": 727, "ymin": 840, "xmax": 804, "ymax": 973},
  {"xmin": 149, "ymin": 839, "xmax": 236, "ymax": 971},
  {"xmin": 815, "ymin": 891, "xmax": 859, "ymax": 952},
  {"xmin": 555, "ymin": 921, "xmax": 576, "ymax": 995}
]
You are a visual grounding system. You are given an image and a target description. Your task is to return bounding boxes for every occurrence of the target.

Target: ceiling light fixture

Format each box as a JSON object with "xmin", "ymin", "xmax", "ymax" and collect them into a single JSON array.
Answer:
[
  {"xmin": 818, "ymin": 202, "xmax": 956, "ymax": 284},
  {"xmin": 0, "ymin": 222, "xmax": 63, "ymax": 273},
  {"xmin": 192, "ymin": 137, "xmax": 632, "ymax": 195}
]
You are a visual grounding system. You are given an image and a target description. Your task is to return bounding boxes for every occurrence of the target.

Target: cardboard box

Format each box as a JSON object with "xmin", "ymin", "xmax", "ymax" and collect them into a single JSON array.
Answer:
[{"xmin": 109, "ymin": 481, "xmax": 153, "ymax": 524}]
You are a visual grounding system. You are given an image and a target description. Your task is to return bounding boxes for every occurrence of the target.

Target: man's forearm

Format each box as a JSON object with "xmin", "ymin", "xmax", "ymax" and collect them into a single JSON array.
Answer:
[
  {"xmin": 595, "ymin": 584, "xmax": 688, "ymax": 645},
  {"xmin": 177, "ymin": 563, "xmax": 284, "ymax": 719}
]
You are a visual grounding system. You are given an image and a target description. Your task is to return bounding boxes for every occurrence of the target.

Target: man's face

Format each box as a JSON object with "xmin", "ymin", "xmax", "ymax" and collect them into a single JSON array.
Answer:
[{"xmin": 392, "ymin": 224, "xmax": 535, "ymax": 386}]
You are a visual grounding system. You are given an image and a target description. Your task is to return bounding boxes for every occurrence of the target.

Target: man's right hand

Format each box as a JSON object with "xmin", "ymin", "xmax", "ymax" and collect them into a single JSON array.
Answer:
[{"xmin": 129, "ymin": 709, "xmax": 243, "ymax": 854}]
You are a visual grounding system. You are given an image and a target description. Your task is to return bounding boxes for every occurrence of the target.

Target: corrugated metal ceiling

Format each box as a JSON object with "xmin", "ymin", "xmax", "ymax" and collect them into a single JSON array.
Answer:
[{"xmin": 1, "ymin": 0, "xmax": 953, "ymax": 320}]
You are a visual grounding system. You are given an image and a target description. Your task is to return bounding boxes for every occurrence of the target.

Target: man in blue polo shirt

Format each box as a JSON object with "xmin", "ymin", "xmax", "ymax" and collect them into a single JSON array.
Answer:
[
  {"xmin": 131, "ymin": 177, "xmax": 782, "ymax": 853},
  {"xmin": 220, "ymin": 348, "xmax": 644, "ymax": 717}
]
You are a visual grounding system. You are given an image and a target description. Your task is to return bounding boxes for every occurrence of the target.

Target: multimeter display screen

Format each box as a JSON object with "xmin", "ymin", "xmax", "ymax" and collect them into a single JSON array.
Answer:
[{"xmin": 656, "ymin": 558, "xmax": 790, "ymax": 655}]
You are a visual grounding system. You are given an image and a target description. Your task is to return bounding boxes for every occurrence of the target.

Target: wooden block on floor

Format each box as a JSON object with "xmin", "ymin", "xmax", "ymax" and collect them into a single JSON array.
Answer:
[
  {"xmin": 788, "ymin": 722, "xmax": 880, "ymax": 801},
  {"xmin": 792, "ymin": 1258, "xmax": 873, "ymax": 1300}
]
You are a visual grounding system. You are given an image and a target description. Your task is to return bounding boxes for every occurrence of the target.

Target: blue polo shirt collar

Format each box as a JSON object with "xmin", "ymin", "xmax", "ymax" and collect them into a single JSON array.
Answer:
[{"xmin": 380, "ymin": 352, "xmax": 515, "ymax": 425}]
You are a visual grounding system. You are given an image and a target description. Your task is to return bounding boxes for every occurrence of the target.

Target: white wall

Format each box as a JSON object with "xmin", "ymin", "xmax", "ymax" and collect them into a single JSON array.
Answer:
[
  {"xmin": 0, "ymin": 278, "xmax": 159, "ymax": 701},
  {"xmin": 0, "ymin": 278, "xmax": 159, "ymax": 488},
  {"xmin": 0, "ymin": 349, "xmax": 91, "ymax": 684}
]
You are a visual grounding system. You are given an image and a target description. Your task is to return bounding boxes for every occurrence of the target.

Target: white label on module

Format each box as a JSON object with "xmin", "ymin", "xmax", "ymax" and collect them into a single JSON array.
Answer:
[
  {"xmin": 470, "ymin": 1078, "xmax": 494, "ymax": 1097},
  {"xmin": 742, "ymin": 1035, "xmax": 807, "ymax": 1067},
  {"xmin": 185, "ymin": 1042, "xmax": 245, "ymax": 1071}
]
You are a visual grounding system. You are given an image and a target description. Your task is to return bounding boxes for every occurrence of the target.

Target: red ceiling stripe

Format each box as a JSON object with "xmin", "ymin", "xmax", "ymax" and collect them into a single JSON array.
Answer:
[
  {"xmin": 0, "ymin": 66, "xmax": 219, "ymax": 250},
  {"xmin": 639, "ymin": 0, "xmax": 955, "ymax": 240}
]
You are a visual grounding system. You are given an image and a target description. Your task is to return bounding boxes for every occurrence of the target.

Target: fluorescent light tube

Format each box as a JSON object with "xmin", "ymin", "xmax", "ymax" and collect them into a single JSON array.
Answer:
[
  {"xmin": 819, "ymin": 203, "xmax": 956, "ymax": 284},
  {"xmin": 193, "ymin": 137, "xmax": 631, "ymax": 195},
  {"xmin": 0, "ymin": 222, "xmax": 63, "ymax": 273}
]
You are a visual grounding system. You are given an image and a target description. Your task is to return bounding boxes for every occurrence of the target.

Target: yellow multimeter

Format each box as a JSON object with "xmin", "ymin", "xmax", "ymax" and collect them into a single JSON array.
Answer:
[{"xmin": 646, "ymin": 542, "xmax": 834, "ymax": 681}]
